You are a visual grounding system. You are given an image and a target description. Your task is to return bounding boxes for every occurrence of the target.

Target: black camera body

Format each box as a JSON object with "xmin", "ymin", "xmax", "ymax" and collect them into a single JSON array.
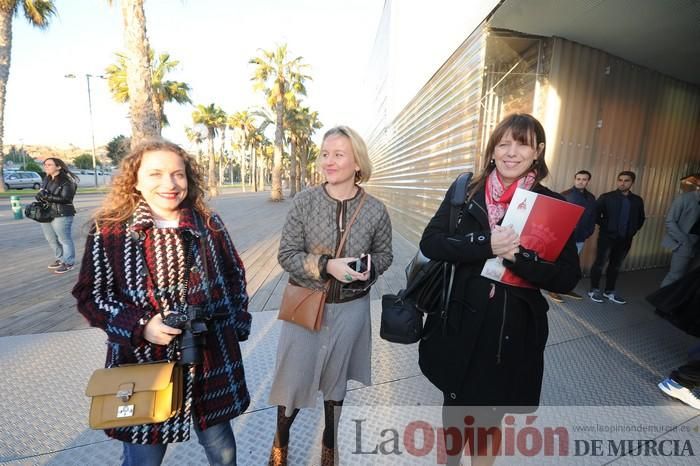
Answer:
[{"xmin": 163, "ymin": 305, "xmax": 209, "ymax": 366}]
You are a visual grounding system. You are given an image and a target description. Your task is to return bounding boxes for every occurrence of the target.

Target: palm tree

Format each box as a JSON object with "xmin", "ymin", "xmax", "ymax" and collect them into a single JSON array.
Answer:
[
  {"xmin": 192, "ymin": 103, "xmax": 226, "ymax": 196},
  {"xmin": 228, "ymin": 110, "xmax": 257, "ymax": 190},
  {"xmin": 105, "ymin": 49, "xmax": 191, "ymax": 126},
  {"xmin": 287, "ymin": 105, "xmax": 321, "ymax": 195},
  {"xmin": 250, "ymin": 44, "xmax": 310, "ymax": 201},
  {"xmin": 184, "ymin": 125, "xmax": 204, "ymax": 164},
  {"xmin": 111, "ymin": 0, "xmax": 160, "ymax": 146},
  {"xmin": 0, "ymin": 0, "xmax": 56, "ymax": 192},
  {"xmin": 218, "ymin": 118, "xmax": 227, "ymax": 186}
]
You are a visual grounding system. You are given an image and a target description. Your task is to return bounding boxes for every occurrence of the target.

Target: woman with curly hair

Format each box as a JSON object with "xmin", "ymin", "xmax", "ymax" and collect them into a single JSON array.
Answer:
[{"xmin": 73, "ymin": 138, "xmax": 251, "ymax": 466}]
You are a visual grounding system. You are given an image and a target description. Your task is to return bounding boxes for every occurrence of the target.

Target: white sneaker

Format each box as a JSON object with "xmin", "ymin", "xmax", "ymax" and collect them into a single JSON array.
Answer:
[
  {"xmin": 603, "ymin": 291, "xmax": 627, "ymax": 304},
  {"xmin": 658, "ymin": 378, "xmax": 700, "ymax": 410}
]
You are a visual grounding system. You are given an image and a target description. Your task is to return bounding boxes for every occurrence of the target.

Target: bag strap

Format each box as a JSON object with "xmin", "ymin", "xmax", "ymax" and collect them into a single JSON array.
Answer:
[
  {"xmin": 192, "ymin": 213, "xmax": 212, "ymax": 306},
  {"xmin": 448, "ymin": 172, "xmax": 473, "ymax": 234},
  {"xmin": 334, "ymin": 190, "xmax": 367, "ymax": 257},
  {"xmin": 441, "ymin": 172, "xmax": 473, "ymax": 315}
]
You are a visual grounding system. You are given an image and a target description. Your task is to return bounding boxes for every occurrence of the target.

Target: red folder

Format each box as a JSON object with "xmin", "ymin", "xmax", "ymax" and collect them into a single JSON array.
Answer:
[{"xmin": 481, "ymin": 188, "xmax": 584, "ymax": 288}]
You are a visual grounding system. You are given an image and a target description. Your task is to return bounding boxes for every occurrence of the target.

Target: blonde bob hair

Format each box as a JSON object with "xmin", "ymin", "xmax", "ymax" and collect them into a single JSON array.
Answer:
[
  {"xmin": 93, "ymin": 137, "xmax": 213, "ymax": 227},
  {"xmin": 318, "ymin": 126, "xmax": 373, "ymax": 184}
]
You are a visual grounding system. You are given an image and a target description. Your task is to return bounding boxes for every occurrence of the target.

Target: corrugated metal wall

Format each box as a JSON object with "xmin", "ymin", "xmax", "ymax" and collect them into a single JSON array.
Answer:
[
  {"xmin": 542, "ymin": 37, "xmax": 700, "ymax": 270},
  {"xmin": 365, "ymin": 26, "xmax": 487, "ymax": 244},
  {"xmin": 366, "ymin": 29, "xmax": 700, "ymax": 273}
]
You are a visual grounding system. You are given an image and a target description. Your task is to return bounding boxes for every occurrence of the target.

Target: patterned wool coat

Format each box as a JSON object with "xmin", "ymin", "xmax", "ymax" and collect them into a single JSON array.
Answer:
[{"xmin": 73, "ymin": 202, "xmax": 251, "ymax": 444}]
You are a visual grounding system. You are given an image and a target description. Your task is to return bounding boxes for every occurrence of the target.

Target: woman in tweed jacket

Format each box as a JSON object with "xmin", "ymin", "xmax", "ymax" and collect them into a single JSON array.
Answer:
[
  {"xmin": 268, "ymin": 126, "xmax": 393, "ymax": 466},
  {"xmin": 73, "ymin": 138, "xmax": 250, "ymax": 466}
]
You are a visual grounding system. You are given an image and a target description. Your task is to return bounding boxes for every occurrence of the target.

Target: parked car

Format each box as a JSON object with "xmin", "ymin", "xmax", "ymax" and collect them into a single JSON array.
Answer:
[{"xmin": 3, "ymin": 171, "xmax": 42, "ymax": 190}]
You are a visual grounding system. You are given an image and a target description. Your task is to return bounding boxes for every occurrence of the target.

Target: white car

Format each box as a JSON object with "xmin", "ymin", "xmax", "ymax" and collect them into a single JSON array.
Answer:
[{"xmin": 3, "ymin": 171, "xmax": 42, "ymax": 190}]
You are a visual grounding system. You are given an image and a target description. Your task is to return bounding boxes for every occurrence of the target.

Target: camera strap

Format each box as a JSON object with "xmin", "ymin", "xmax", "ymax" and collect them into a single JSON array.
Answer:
[{"xmin": 192, "ymin": 213, "xmax": 213, "ymax": 313}]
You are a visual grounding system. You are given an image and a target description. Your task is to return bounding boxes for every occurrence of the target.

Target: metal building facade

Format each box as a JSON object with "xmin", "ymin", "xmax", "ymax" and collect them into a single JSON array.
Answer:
[
  {"xmin": 366, "ymin": 27, "xmax": 487, "ymax": 244},
  {"xmin": 366, "ymin": 29, "xmax": 700, "ymax": 271}
]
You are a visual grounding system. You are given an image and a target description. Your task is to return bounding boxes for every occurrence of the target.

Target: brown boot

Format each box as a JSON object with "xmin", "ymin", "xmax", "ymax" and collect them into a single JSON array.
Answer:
[
  {"xmin": 321, "ymin": 444, "xmax": 336, "ymax": 466},
  {"xmin": 268, "ymin": 443, "xmax": 288, "ymax": 466}
]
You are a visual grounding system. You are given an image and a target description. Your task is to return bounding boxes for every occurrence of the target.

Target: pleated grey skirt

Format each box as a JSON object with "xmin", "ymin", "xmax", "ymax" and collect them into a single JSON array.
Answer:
[{"xmin": 268, "ymin": 294, "xmax": 371, "ymax": 416}]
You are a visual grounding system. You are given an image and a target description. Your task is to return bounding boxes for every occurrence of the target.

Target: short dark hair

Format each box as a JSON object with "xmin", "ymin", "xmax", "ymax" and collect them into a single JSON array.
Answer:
[
  {"xmin": 618, "ymin": 171, "xmax": 636, "ymax": 182},
  {"xmin": 575, "ymin": 170, "xmax": 592, "ymax": 180}
]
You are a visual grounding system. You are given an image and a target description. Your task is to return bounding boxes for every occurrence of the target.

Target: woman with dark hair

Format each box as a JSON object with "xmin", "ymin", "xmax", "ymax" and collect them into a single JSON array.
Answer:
[
  {"xmin": 37, "ymin": 157, "xmax": 79, "ymax": 274},
  {"xmin": 73, "ymin": 138, "xmax": 251, "ymax": 465},
  {"xmin": 419, "ymin": 113, "xmax": 581, "ymax": 465}
]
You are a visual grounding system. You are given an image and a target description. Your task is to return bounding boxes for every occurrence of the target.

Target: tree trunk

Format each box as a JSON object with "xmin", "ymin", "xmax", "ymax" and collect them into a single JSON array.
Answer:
[
  {"xmin": 0, "ymin": 11, "xmax": 12, "ymax": 192},
  {"xmin": 207, "ymin": 127, "xmax": 217, "ymax": 196},
  {"xmin": 152, "ymin": 95, "xmax": 164, "ymax": 127},
  {"xmin": 252, "ymin": 147, "xmax": 258, "ymax": 192},
  {"xmin": 271, "ymin": 86, "xmax": 284, "ymax": 201},
  {"xmin": 299, "ymin": 142, "xmax": 308, "ymax": 191},
  {"xmin": 121, "ymin": 0, "xmax": 160, "ymax": 148},
  {"xmin": 219, "ymin": 126, "xmax": 226, "ymax": 186},
  {"xmin": 289, "ymin": 138, "xmax": 297, "ymax": 197},
  {"xmin": 238, "ymin": 146, "xmax": 245, "ymax": 192}
]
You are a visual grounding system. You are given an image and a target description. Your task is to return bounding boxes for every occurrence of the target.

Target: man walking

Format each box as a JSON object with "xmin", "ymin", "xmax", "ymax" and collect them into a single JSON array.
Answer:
[
  {"xmin": 660, "ymin": 185, "xmax": 700, "ymax": 287},
  {"xmin": 549, "ymin": 170, "xmax": 597, "ymax": 303},
  {"xmin": 588, "ymin": 171, "xmax": 645, "ymax": 304}
]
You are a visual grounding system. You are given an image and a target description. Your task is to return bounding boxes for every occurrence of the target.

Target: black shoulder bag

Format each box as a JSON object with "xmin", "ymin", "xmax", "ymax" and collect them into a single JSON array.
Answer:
[{"xmin": 380, "ymin": 172, "xmax": 472, "ymax": 344}]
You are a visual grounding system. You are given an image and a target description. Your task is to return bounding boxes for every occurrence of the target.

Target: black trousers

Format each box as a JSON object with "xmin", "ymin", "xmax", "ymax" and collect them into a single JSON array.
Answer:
[
  {"xmin": 672, "ymin": 362, "xmax": 700, "ymax": 389},
  {"xmin": 590, "ymin": 234, "xmax": 633, "ymax": 292}
]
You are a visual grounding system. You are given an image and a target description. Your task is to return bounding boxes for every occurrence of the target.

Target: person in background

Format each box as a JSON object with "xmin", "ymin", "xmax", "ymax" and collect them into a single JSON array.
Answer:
[
  {"xmin": 419, "ymin": 113, "xmax": 581, "ymax": 466},
  {"xmin": 659, "ymin": 182, "xmax": 700, "ymax": 287},
  {"xmin": 654, "ymin": 176, "xmax": 700, "ymax": 410},
  {"xmin": 73, "ymin": 138, "xmax": 251, "ymax": 466},
  {"xmin": 588, "ymin": 171, "xmax": 645, "ymax": 305},
  {"xmin": 549, "ymin": 170, "xmax": 597, "ymax": 303},
  {"xmin": 37, "ymin": 158, "xmax": 79, "ymax": 274}
]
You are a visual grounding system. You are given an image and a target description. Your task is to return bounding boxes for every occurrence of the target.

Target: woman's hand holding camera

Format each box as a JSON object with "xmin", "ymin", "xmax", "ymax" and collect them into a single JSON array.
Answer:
[
  {"xmin": 326, "ymin": 257, "xmax": 370, "ymax": 283},
  {"xmin": 144, "ymin": 312, "xmax": 183, "ymax": 345},
  {"xmin": 491, "ymin": 225, "xmax": 520, "ymax": 262}
]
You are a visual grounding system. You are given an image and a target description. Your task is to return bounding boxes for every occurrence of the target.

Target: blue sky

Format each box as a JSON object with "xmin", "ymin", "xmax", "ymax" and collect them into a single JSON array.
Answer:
[{"xmin": 4, "ymin": 0, "xmax": 383, "ymax": 151}]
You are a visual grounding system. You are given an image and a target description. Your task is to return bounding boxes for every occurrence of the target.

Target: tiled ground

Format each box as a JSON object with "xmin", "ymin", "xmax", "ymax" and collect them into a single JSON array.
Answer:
[{"xmin": 2, "ymin": 269, "xmax": 700, "ymax": 465}]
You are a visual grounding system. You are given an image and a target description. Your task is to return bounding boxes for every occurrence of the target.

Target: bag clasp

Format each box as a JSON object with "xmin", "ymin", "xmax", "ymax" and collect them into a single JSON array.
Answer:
[{"xmin": 116, "ymin": 383, "xmax": 135, "ymax": 402}]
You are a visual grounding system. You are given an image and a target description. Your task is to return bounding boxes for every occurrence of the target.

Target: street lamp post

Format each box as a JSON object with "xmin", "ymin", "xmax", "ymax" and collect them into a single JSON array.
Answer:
[{"xmin": 65, "ymin": 73, "xmax": 105, "ymax": 187}]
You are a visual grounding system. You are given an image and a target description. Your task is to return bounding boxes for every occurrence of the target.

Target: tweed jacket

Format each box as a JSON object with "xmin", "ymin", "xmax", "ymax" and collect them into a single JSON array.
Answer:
[
  {"xmin": 73, "ymin": 203, "xmax": 251, "ymax": 444},
  {"xmin": 278, "ymin": 184, "xmax": 393, "ymax": 302}
]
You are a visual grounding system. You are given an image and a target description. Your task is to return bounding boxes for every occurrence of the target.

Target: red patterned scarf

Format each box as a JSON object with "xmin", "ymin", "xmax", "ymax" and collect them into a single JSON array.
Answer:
[{"xmin": 485, "ymin": 169, "xmax": 536, "ymax": 229}]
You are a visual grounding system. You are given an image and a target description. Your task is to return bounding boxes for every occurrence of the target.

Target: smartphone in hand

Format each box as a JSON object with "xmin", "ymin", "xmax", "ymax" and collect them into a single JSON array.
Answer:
[{"xmin": 354, "ymin": 254, "xmax": 371, "ymax": 273}]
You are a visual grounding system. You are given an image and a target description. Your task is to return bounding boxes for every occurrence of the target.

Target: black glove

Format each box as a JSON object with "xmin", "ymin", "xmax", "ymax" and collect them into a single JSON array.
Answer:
[
  {"xmin": 35, "ymin": 192, "xmax": 48, "ymax": 202},
  {"xmin": 236, "ymin": 330, "xmax": 249, "ymax": 342}
]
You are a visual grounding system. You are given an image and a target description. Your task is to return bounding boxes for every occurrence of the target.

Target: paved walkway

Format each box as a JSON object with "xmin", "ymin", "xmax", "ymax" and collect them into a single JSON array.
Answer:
[{"xmin": 0, "ymin": 191, "xmax": 698, "ymax": 465}]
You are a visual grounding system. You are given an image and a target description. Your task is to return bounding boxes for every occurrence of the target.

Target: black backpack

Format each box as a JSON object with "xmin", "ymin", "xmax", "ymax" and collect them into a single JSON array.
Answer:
[{"xmin": 380, "ymin": 172, "xmax": 473, "ymax": 344}]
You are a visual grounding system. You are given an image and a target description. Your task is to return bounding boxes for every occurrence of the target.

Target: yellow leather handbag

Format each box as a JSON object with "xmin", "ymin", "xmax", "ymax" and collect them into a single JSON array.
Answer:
[{"xmin": 85, "ymin": 361, "xmax": 183, "ymax": 429}]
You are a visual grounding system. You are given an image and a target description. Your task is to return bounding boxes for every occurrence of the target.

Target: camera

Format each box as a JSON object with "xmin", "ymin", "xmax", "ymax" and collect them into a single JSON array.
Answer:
[{"xmin": 162, "ymin": 306, "xmax": 209, "ymax": 366}]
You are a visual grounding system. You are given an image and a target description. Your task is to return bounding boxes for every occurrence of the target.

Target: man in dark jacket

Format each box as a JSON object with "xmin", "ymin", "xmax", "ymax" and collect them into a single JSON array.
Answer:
[
  {"xmin": 588, "ymin": 171, "xmax": 645, "ymax": 304},
  {"xmin": 549, "ymin": 170, "xmax": 597, "ymax": 303}
]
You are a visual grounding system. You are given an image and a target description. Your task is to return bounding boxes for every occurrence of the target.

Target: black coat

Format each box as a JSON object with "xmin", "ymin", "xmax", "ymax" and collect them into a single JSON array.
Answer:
[
  {"xmin": 647, "ymin": 265, "xmax": 700, "ymax": 337},
  {"xmin": 418, "ymin": 181, "xmax": 581, "ymax": 407},
  {"xmin": 38, "ymin": 174, "xmax": 77, "ymax": 217},
  {"xmin": 596, "ymin": 190, "xmax": 645, "ymax": 239}
]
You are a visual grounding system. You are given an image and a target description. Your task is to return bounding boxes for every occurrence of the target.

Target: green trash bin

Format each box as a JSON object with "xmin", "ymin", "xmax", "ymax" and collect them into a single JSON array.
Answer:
[{"xmin": 10, "ymin": 195, "xmax": 23, "ymax": 220}]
